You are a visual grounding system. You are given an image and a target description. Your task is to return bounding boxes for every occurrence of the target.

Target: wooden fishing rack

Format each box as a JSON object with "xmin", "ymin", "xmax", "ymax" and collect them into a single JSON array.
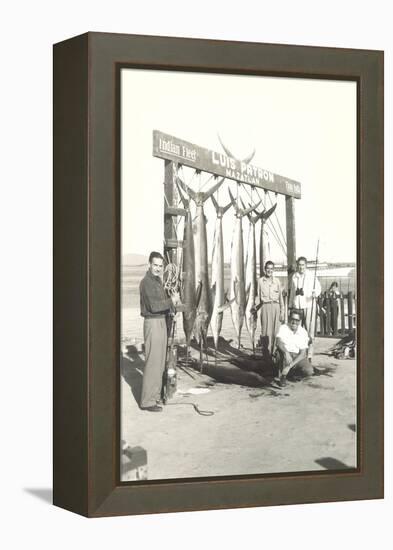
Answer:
[
  {"xmin": 155, "ymin": 130, "xmax": 302, "ymax": 279},
  {"xmin": 163, "ymin": 160, "xmax": 185, "ymax": 263}
]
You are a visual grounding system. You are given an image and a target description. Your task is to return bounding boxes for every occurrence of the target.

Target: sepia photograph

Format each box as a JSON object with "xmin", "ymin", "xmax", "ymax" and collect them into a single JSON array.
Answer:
[{"xmin": 119, "ymin": 68, "xmax": 357, "ymax": 482}]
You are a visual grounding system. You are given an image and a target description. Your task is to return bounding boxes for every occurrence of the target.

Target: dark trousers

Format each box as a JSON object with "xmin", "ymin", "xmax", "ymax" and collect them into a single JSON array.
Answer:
[{"xmin": 277, "ymin": 349, "xmax": 313, "ymax": 380}]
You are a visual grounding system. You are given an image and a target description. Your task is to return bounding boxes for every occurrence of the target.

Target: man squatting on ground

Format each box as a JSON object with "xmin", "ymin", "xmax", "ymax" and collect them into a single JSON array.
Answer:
[
  {"xmin": 275, "ymin": 309, "xmax": 314, "ymax": 385},
  {"xmin": 139, "ymin": 252, "xmax": 180, "ymax": 412},
  {"xmin": 289, "ymin": 256, "xmax": 321, "ymax": 359}
]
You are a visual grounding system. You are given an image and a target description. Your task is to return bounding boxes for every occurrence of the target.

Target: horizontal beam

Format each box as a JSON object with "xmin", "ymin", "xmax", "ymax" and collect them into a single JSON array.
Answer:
[
  {"xmin": 164, "ymin": 205, "xmax": 187, "ymax": 217},
  {"xmin": 153, "ymin": 130, "xmax": 301, "ymax": 198},
  {"xmin": 164, "ymin": 239, "xmax": 184, "ymax": 249}
]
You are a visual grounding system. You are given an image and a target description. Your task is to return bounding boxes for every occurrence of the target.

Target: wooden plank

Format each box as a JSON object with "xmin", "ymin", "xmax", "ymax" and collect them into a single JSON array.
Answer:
[
  {"xmin": 153, "ymin": 130, "xmax": 301, "ymax": 198},
  {"xmin": 326, "ymin": 296, "xmax": 331, "ymax": 335},
  {"xmin": 316, "ymin": 296, "xmax": 322, "ymax": 335},
  {"xmin": 165, "ymin": 239, "xmax": 184, "ymax": 249},
  {"xmin": 285, "ymin": 196, "xmax": 296, "ymax": 277},
  {"xmin": 340, "ymin": 296, "xmax": 346, "ymax": 335},
  {"xmin": 347, "ymin": 291, "xmax": 354, "ymax": 332},
  {"xmin": 163, "ymin": 161, "xmax": 178, "ymax": 263},
  {"xmin": 331, "ymin": 298, "xmax": 339, "ymax": 336},
  {"xmin": 165, "ymin": 205, "xmax": 186, "ymax": 217}
]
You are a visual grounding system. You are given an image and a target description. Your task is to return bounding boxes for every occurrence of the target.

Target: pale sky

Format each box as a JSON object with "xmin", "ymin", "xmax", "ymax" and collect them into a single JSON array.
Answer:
[{"xmin": 121, "ymin": 69, "xmax": 356, "ymax": 264}]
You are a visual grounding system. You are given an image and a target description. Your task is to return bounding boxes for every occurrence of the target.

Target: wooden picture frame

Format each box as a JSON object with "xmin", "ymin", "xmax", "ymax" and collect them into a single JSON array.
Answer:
[{"xmin": 53, "ymin": 32, "xmax": 383, "ymax": 517}]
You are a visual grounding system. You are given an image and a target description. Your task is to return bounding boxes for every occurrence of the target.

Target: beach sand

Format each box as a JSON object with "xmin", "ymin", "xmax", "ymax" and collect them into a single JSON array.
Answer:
[{"xmin": 120, "ymin": 307, "xmax": 357, "ymax": 481}]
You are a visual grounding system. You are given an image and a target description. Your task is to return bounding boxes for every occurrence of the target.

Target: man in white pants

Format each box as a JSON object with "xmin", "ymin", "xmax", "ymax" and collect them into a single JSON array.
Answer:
[{"xmin": 289, "ymin": 256, "xmax": 321, "ymax": 359}]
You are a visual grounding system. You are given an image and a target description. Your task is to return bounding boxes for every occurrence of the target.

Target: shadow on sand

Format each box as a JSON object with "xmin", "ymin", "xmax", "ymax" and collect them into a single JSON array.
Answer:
[
  {"xmin": 121, "ymin": 346, "xmax": 145, "ymax": 405},
  {"xmin": 183, "ymin": 337, "xmax": 275, "ymax": 388}
]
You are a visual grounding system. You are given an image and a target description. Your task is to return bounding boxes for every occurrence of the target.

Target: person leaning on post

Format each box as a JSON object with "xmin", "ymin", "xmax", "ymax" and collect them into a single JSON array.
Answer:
[
  {"xmin": 275, "ymin": 309, "xmax": 314, "ymax": 387},
  {"xmin": 139, "ymin": 251, "xmax": 180, "ymax": 412}
]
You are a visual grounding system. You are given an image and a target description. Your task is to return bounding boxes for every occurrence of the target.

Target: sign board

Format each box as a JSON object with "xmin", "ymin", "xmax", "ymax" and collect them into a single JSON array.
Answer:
[{"xmin": 153, "ymin": 130, "xmax": 301, "ymax": 198}]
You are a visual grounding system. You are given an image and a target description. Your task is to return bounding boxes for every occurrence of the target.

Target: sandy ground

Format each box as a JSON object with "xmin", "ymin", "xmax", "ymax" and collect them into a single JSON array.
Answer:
[{"xmin": 121, "ymin": 311, "xmax": 357, "ymax": 480}]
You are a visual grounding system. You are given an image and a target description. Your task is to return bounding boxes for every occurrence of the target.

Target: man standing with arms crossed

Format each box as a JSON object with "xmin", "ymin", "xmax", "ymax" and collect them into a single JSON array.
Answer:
[
  {"xmin": 289, "ymin": 256, "xmax": 321, "ymax": 360},
  {"xmin": 139, "ymin": 252, "xmax": 180, "ymax": 412}
]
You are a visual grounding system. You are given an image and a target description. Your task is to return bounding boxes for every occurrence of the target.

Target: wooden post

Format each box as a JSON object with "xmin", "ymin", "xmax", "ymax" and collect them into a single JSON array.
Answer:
[
  {"xmin": 340, "ymin": 295, "xmax": 346, "ymax": 335},
  {"xmin": 348, "ymin": 291, "xmax": 354, "ymax": 332},
  {"xmin": 315, "ymin": 296, "xmax": 320, "ymax": 335},
  {"xmin": 326, "ymin": 294, "xmax": 331, "ymax": 335},
  {"xmin": 317, "ymin": 295, "xmax": 324, "ymax": 336},
  {"xmin": 164, "ymin": 160, "xmax": 178, "ymax": 263},
  {"xmin": 331, "ymin": 298, "xmax": 339, "ymax": 336},
  {"xmin": 285, "ymin": 196, "xmax": 296, "ymax": 304},
  {"xmin": 283, "ymin": 290, "xmax": 288, "ymax": 324}
]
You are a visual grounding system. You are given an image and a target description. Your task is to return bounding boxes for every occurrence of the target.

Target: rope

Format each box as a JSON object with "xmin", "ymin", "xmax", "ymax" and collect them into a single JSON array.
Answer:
[
  {"xmin": 163, "ymin": 263, "xmax": 181, "ymax": 295},
  {"xmin": 199, "ymin": 172, "xmax": 214, "ymax": 191},
  {"xmin": 179, "ymin": 164, "xmax": 197, "ymax": 187},
  {"xmin": 253, "ymin": 187, "xmax": 287, "ymax": 258},
  {"xmin": 267, "ymin": 191, "xmax": 287, "ymax": 247},
  {"xmin": 164, "ymin": 192, "xmax": 179, "ymax": 242},
  {"xmin": 242, "ymin": 184, "xmax": 287, "ymax": 258},
  {"xmin": 165, "ymin": 402, "xmax": 215, "ymax": 416}
]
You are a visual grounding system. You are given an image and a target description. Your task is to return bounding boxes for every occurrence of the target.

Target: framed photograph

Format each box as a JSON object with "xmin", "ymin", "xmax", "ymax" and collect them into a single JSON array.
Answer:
[{"xmin": 53, "ymin": 32, "xmax": 383, "ymax": 517}]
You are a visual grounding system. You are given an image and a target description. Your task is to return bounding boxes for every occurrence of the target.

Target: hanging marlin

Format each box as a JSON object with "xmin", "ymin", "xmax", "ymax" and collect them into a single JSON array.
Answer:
[
  {"xmin": 177, "ymin": 175, "xmax": 224, "ymax": 364},
  {"xmin": 241, "ymin": 199, "xmax": 264, "ymax": 353},
  {"xmin": 228, "ymin": 189, "xmax": 262, "ymax": 348},
  {"xmin": 210, "ymin": 194, "xmax": 232, "ymax": 350},
  {"xmin": 255, "ymin": 202, "xmax": 277, "ymax": 277},
  {"xmin": 175, "ymin": 179, "xmax": 202, "ymax": 348}
]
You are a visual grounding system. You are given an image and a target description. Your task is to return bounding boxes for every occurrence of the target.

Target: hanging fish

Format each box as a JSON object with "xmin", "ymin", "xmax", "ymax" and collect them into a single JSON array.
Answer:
[
  {"xmin": 256, "ymin": 203, "xmax": 277, "ymax": 277},
  {"xmin": 242, "ymin": 200, "xmax": 264, "ymax": 353},
  {"xmin": 228, "ymin": 188, "xmax": 261, "ymax": 348},
  {"xmin": 175, "ymin": 179, "xmax": 202, "ymax": 347},
  {"xmin": 177, "ymin": 176, "xmax": 224, "ymax": 360},
  {"xmin": 210, "ymin": 194, "xmax": 232, "ymax": 350}
]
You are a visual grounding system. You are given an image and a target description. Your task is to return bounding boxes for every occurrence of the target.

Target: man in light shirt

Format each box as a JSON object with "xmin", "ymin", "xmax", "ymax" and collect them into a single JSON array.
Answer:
[
  {"xmin": 289, "ymin": 256, "xmax": 321, "ymax": 359},
  {"xmin": 275, "ymin": 310, "xmax": 313, "ymax": 386}
]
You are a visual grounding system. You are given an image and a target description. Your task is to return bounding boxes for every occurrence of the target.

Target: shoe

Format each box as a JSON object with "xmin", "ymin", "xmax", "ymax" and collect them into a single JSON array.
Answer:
[
  {"xmin": 279, "ymin": 375, "xmax": 287, "ymax": 387},
  {"xmin": 141, "ymin": 405, "xmax": 163, "ymax": 412}
]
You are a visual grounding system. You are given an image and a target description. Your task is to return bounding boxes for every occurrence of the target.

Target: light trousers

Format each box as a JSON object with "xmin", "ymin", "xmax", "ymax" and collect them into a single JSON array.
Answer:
[{"xmin": 140, "ymin": 317, "xmax": 168, "ymax": 408}]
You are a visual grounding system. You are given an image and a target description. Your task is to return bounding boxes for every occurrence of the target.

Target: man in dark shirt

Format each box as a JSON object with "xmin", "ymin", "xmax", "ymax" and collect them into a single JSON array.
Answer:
[{"xmin": 139, "ymin": 251, "xmax": 180, "ymax": 412}]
